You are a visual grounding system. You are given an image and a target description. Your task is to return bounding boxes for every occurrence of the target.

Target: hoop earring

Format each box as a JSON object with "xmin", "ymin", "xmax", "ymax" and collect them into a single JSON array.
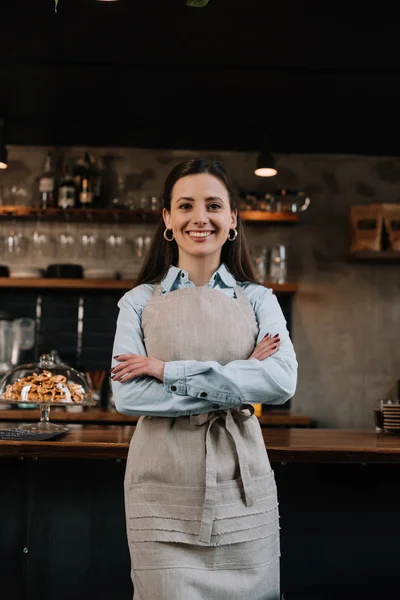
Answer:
[
  {"xmin": 227, "ymin": 228, "xmax": 238, "ymax": 241},
  {"xmin": 163, "ymin": 228, "xmax": 175, "ymax": 242}
]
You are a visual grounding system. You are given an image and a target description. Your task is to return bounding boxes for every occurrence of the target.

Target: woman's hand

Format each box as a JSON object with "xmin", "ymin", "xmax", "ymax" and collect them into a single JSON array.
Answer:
[
  {"xmin": 248, "ymin": 333, "xmax": 280, "ymax": 361},
  {"xmin": 111, "ymin": 354, "xmax": 165, "ymax": 383}
]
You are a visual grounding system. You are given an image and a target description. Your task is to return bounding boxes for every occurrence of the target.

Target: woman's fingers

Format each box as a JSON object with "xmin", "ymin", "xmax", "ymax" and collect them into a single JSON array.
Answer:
[
  {"xmin": 259, "ymin": 336, "xmax": 280, "ymax": 348},
  {"xmin": 259, "ymin": 346, "xmax": 279, "ymax": 360},
  {"xmin": 112, "ymin": 354, "xmax": 142, "ymax": 371},
  {"xmin": 113, "ymin": 367, "xmax": 141, "ymax": 382},
  {"xmin": 111, "ymin": 360, "xmax": 135, "ymax": 375},
  {"xmin": 249, "ymin": 336, "xmax": 280, "ymax": 360},
  {"xmin": 112, "ymin": 356, "xmax": 148, "ymax": 380},
  {"xmin": 113, "ymin": 353, "xmax": 139, "ymax": 361},
  {"xmin": 250, "ymin": 346, "xmax": 279, "ymax": 361},
  {"xmin": 253, "ymin": 336, "xmax": 280, "ymax": 354}
]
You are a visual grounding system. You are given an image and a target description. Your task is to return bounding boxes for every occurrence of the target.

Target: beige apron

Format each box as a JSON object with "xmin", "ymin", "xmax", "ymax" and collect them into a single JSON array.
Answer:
[{"xmin": 124, "ymin": 284, "xmax": 280, "ymax": 599}]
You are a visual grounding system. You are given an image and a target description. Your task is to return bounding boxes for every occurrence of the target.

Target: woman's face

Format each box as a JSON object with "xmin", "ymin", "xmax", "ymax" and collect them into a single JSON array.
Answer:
[{"xmin": 163, "ymin": 173, "xmax": 237, "ymax": 261}]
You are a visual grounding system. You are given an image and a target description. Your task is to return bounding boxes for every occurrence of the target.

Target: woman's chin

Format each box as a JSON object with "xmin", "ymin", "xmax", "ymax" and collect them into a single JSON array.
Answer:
[{"xmin": 181, "ymin": 244, "xmax": 221, "ymax": 258}]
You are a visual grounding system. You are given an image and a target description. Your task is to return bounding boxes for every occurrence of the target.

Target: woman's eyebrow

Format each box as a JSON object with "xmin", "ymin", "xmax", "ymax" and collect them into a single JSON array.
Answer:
[{"xmin": 176, "ymin": 196, "xmax": 224, "ymax": 202}]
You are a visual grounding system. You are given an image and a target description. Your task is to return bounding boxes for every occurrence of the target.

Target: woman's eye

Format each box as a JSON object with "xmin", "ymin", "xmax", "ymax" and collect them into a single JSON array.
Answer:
[
  {"xmin": 208, "ymin": 204, "xmax": 221, "ymax": 210},
  {"xmin": 179, "ymin": 203, "xmax": 191, "ymax": 210}
]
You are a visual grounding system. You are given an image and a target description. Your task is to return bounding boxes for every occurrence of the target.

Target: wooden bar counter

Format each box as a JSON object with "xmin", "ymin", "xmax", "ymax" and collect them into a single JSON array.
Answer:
[
  {"xmin": 0, "ymin": 407, "xmax": 314, "ymax": 427},
  {"xmin": 1, "ymin": 427, "xmax": 399, "ymax": 600},
  {"xmin": 0, "ymin": 425, "xmax": 399, "ymax": 462}
]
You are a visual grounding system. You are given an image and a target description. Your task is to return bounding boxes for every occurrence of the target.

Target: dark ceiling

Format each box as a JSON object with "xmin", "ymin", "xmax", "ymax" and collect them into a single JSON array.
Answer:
[{"xmin": 1, "ymin": 0, "xmax": 400, "ymax": 154}]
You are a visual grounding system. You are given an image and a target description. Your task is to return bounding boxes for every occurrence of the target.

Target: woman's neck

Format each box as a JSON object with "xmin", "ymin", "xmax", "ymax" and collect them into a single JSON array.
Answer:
[{"xmin": 178, "ymin": 254, "xmax": 222, "ymax": 286}]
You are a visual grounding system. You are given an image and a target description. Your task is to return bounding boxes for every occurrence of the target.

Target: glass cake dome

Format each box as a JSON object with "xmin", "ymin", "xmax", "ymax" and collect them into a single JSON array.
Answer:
[{"xmin": 0, "ymin": 353, "xmax": 94, "ymax": 431}]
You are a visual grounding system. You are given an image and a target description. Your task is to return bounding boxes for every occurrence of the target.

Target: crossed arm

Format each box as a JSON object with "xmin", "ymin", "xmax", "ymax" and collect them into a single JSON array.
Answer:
[{"xmin": 111, "ymin": 289, "xmax": 297, "ymax": 417}]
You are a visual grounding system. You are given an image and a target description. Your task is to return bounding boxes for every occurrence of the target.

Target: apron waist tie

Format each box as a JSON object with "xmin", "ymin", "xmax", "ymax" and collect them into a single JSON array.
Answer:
[{"xmin": 190, "ymin": 404, "xmax": 255, "ymax": 544}]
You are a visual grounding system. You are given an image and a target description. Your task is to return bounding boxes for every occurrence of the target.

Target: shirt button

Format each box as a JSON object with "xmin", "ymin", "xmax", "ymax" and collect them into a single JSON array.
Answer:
[
  {"xmin": 181, "ymin": 272, "xmax": 185, "ymax": 278},
  {"xmin": 171, "ymin": 385, "xmax": 177, "ymax": 392},
  {"xmin": 200, "ymin": 391, "xmax": 208, "ymax": 398}
]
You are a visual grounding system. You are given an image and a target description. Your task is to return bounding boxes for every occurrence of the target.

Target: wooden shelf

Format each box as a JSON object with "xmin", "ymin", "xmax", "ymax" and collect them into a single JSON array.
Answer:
[
  {"xmin": 0, "ymin": 278, "xmax": 133, "ymax": 290},
  {"xmin": 0, "ymin": 206, "xmax": 298, "ymax": 224},
  {"xmin": 240, "ymin": 210, "xmax": 298, "ymax": 223},
  {"xmin": 0, "ymin": 278, "xmax": 298, "ymax": 294},
  {"xmin": 348, "ymin": 250, "xmax": 400, "ymax": 263},
  {"xmin": 0, "ymin": 206, "xmax": 161, "ymax": 224}
]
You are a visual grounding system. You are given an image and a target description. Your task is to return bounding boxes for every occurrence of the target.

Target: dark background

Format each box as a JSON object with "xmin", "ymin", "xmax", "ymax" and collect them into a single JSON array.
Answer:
[{"xmin": 1, "ymin": 0, "xmax": 399, "ymax": 154}]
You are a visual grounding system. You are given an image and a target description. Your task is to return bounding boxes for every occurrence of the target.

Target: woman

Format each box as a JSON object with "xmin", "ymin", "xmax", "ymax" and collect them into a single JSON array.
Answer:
[{"xmin": 111, "ymin": 159, "xmax": 297, "ymax": 600}]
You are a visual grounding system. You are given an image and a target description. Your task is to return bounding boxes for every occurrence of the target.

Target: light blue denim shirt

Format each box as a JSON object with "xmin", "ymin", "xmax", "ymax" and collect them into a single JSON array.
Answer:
[{"xmin": 111, "ymin": 263, "xmax": 297, "ymax": 417}]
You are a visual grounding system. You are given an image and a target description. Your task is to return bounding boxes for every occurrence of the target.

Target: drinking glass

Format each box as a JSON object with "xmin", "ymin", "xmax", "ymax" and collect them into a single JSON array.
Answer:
[
  {"xmin": 30, "ymin": 219, "xmax": 56, "ymax": 263},
  {"xmin": 80, "ymin": 225, "xmax": 105, "ymax": 264},
  {"xmin": 251, "ymin": 246, "xmax": 268, "ymax": 284},
  {"xmin": 269, "ymin": 244, "xmax": 287, "ymax": 284},
  {"xmin": 57, "ymin": 224, "xmax": 78, "ymax": 261},
  {"xmin": 3, "ymin": 221, "xmax": 29, "ymax": 265}
]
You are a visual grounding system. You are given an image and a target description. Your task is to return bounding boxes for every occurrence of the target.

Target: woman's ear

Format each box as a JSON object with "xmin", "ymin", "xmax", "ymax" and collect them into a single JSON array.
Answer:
[
  {"xmin": 163, "ymin": 208, "xmax": 171, "ymax": 229},
  {"xmin": 231, "ymin": 209, "xmax": 238, "ymax": 229}
]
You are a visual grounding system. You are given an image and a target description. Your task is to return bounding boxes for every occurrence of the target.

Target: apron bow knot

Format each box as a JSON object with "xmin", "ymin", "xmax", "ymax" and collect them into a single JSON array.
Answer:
[{"xmin": 190, "ymin": 405, "xmax": 256, "ymax": 544}]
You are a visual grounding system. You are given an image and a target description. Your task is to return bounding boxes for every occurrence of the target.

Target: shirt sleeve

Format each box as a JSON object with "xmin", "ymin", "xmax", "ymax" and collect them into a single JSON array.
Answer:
[
  {"xmin": 163, "ymin": 287, "xmax": 298, "ymax": 406},
  {"xmin": 111, "ymin": 291, "xmax": 238, "ymax": 417}
]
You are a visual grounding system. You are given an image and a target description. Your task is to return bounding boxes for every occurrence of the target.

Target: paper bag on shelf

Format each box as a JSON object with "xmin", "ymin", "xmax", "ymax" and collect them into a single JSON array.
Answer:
[
  {"xmin": 382, "ymin": 203, "xmax": 400, "ymax": 251},
  {"xmin": 349, "ymin": 204, "xmax": 383, "ymax": 252}
]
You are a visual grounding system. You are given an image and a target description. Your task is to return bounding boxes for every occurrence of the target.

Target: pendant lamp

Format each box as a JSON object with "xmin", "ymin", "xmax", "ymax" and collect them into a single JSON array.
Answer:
[{"xmin": 254, "ymin": 150, "xmax": 277, "ymax": 177}]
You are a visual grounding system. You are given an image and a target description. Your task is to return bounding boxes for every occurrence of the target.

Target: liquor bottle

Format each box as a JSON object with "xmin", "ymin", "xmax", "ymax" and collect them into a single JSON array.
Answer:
[
  {"xmin": 73, "ymin": 156, "xmax": 86, "ymax": 192},
  {"xmin": 79, "ymin": 171, "xmax": 94, "ymax": 208},
  {"xmin": 76, "ymin": 152, "xmax": 99, "ymax": 208},
  {"xmin": 39, "ymin": 151, "xmax": 55, "ymax": 209},
  {"xmin": 85, "ymin": 151, "xmax": 101, "ymax": 205},
  {"xmin": 57, "ymin": 162, "xmax": 76, "ymax": 209}
]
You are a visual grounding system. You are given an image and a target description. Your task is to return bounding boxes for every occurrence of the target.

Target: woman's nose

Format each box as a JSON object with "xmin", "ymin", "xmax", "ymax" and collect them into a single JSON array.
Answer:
[{"xmin": 192, "ymin": 210, "xmax": 208, "ymax": 224}]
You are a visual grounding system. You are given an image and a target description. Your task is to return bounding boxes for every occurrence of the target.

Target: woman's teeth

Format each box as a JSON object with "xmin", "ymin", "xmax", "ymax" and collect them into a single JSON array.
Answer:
[{"xmin": 188, "ymin": 231, "xmax": 213, "ymax": 238}]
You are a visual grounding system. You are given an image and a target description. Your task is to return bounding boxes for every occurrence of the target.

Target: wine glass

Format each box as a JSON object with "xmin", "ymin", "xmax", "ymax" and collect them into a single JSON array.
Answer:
[
  {"xmin": 56, "ymin": 215, "xmax": 78, "ymax": 261},
  {"xmin": 3, "ymin": 220, "xmax": 29, "ymax": 265},
  {"xmin": 30, "ymin": 218, "xmax": 56, "ymax": 265}
]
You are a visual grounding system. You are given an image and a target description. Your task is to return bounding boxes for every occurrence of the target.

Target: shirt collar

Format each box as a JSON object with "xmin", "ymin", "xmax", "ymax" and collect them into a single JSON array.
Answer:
[{"xmin": 161, "ymin": 263, "xmax": 236, "ymax": 293}]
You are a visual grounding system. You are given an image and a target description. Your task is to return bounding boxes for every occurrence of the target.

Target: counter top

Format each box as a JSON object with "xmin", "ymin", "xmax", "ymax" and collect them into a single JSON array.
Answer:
[
  {"xmin": 1, "ymin": 426, "xmax": 400, "ymax": 463},
  {"xmin": 0, "ymin": 407, "xmax": 313, "ymax": 427}
]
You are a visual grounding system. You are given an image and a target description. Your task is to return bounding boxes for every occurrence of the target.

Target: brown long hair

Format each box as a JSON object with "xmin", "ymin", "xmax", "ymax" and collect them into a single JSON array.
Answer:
[{"xmin": 135, "ymin": 159, "xmax": 258, "ymax": 285}]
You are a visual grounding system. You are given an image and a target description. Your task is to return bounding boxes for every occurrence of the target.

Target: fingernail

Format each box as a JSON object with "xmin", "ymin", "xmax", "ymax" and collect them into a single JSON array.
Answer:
[
  {"xmin": 273, "ymin": 334, "xmax": 279, "ymax": 338},
  {"xmin": 264, "ymin": 333, "xmax": 270, "ymax": 338},
  {"xmin": 113, "ymin": 355, "xmax": 120, "ymax": 359},
  {"xmin": 272, "ymin": 345, "xmax": 277, "ymax": 349}
]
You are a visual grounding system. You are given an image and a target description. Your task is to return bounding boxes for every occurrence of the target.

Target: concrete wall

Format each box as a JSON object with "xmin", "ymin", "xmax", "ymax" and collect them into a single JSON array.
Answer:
[{"xmin": 1, "ymin": 146, "xmax": 400, "ymax": 427}]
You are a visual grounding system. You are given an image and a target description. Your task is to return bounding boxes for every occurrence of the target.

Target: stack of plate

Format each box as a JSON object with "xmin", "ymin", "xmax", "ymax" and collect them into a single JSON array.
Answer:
[
  {"xmin": 383, "ymin": 403, "xmax": 400, "ymax": 434},
  {"xmin": 9, "ymin": 267, "xmax": 43, "ymax": 278},
  {"xmin": 83, "ymin": 268, "xmax": 116, "ymax": 280}
]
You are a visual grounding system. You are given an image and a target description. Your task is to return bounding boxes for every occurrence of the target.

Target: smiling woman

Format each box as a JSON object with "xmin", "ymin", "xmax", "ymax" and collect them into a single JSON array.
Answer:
[{"xmin": 110, "ymin": 158, "xmax": 297, "ymax": 600}]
